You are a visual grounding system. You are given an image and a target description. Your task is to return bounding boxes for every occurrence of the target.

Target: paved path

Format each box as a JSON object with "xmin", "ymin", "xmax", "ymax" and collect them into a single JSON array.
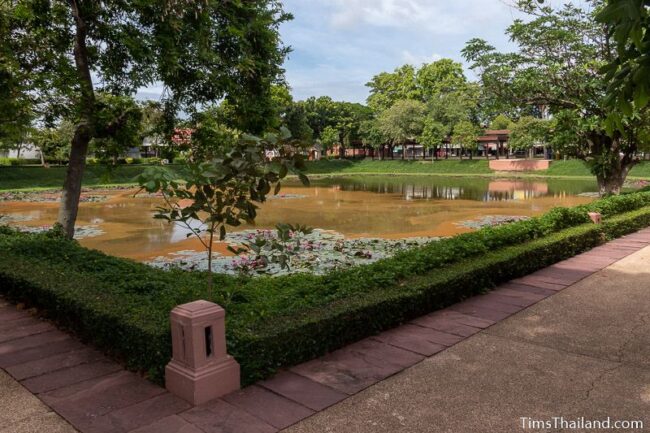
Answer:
[
  {"xmin": 286, "ymin": 239, "xmax": 650, "ymax": 433},
  {"xmin": 1, "ymin": 228, "xmax": 649, "ymax": 433},
  {"xmin": 0, "ymin": 369, "xmax": 77, "ymax": 433}
]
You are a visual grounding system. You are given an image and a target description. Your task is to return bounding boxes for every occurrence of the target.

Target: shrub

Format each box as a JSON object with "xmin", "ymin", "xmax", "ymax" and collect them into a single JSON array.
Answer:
[
  {"xmin": 142, "ymin": 157, "xmax": 162, "ymax": 165},
  {"xmin": 0, "ymin": 191, "xmax": 649, "ymax": 385}
]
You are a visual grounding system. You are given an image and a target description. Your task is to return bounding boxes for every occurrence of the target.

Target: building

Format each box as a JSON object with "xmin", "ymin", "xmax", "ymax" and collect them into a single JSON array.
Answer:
[{"xmin": 0, "ymin": 143, "xmax": 42, "ymax": 160}]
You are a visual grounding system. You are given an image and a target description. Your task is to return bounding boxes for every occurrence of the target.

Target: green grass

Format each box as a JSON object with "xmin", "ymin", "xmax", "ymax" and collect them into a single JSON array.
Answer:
[
  {"xmin": 0, "ymin": 165, "xmax": 188, "ymax": 191},
  {"xmin": 304, "ymin": 158, "xmax": 650, "ymax": 179},
  {"xmin": 305, "ymin": 159, "xmax": 493, "ymax": 175},
  {"xmin": 2, "ymin": 159, "xmax": 650, "ymax": 191}
]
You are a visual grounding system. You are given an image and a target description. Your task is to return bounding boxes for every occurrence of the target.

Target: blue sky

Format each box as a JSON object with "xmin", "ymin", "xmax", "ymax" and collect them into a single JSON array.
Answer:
[
  {"xmin": 138, "ymin": 1, "xmax": 579, "ymax": 104},
  {"xmin": 279, "ymin": 0, "xmax": 530, "ymax": 103}
]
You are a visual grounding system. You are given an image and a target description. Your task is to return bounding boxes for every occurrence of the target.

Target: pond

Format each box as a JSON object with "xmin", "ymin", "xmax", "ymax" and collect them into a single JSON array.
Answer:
[{"xmin": 0, "ymin": 176, "xmax": 597, "ymax": 274}]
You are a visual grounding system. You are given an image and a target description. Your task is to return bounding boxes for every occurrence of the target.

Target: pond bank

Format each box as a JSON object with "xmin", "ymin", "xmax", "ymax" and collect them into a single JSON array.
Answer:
[{"xmin": 2, "ymin": 160, "xmax": 650, "ymax": 192}]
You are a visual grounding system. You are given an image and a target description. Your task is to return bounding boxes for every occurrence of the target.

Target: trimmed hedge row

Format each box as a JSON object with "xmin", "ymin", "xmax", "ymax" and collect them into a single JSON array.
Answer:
[
  {"xmin": 230, "ymin": 206, "xmax": 650, "ymax": 382},
  {"xmin": 1, "ymin": 191, "xmax": 650, "ymax": 385}
]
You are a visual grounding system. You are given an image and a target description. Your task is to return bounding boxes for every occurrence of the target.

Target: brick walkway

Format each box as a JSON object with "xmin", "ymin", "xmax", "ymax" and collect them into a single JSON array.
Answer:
[{"xmin": 1, "ymin": 228, "xmax": 649, "ymax": 433}]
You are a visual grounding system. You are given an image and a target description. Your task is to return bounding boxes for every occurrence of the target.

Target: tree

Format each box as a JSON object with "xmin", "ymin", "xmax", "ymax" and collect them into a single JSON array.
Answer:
[
  {"xmin": 462, "ymin": 0, "xmax": 647, "ymax": 195},
  {"xmin": 302, "ymin": 98, "xmax": 371, "ymax": 157},
  {"xmin": 452, "ymin": 120, "xmax": 480, "ymax": 160},
  {"xmin": 596, "ymin": 0, "xmax": 650, "ymax": 120},
  {"xmin": 137, "ymin": 101, "xmax": 168, "ymax": 158},
  {"xmin": 420, "ymin": 118, "xmax": 447, "ymax": 161},
  {"xmin": 320, "ymin": 126, "xmax": 340, "ymax": 152},
  {"xmin": 0, "ymin": 2, "xmax": 31, "ymax": 149},
  {"xmin": 378, "ymin": 100, "xmax": 426, "ymax": 160},
  {"xmin": 138, "ymin": 128, "xmax": 308, "ymax": 290},
  {"xmin": 283, "ymin": 103, "xmax": 313, "ymax": 144},
  {"xmin": 366, "ymin": 60, "xmax": 468, "ymax": 113},
  {"xmin": 32, "ymin": 122, "xmax": 74, "ymax": 166},
  {"xmin": 509, "ymin": 116, "xmax": 553, "ymax": 157},
  {"xmin": 90, "ymin": 94, "xmax": 143, "ymax": 164},
  {"xmin": 358, "ymin": 119, "xmax": 386, "ymax": 159},
  {"xmin": 366, "ymin": 65, "xmax": 419, "ymax": 112},
  {"xmin": 490, "ymin": 114, "xmax": 514, "ymax": 131},
  {"xmin": 416, "ymin": 59, "xmax": 467, "ymax": 103},
  {"xmin": 189, "ymin": 108, "xmax": 239, "ymax": 162},
  {"xmin": 425, "ymin": 84, "xmax": 481, "ymax": 159},
  {"xmin": 5, "ymin": 0, "xmax": 291, "ymax": 238}
]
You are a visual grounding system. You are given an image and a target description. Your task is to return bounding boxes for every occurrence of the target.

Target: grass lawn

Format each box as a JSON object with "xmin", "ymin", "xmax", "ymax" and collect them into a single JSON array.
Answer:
[
  {"xmin": 305, "ymin": 158, "xmax": 650, "ymax": 179},
  {"xmin": 2, "ymin": 159, "xmax": 650, "ymax": 191},
  {"xmin": 0, "ymin": 164, "xmax": 188, "ymax": 191}
]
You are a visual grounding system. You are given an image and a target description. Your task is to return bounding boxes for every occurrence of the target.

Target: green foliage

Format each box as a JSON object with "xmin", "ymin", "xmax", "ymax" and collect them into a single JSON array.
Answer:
[
  {"xmin": 5, "ymin": 0, "xmax": 293, "ymax": 236},
  {"xmin": 462, "ymin": 1, "xmax": 645, "ymax": 193},
  {"xmin": 319, "ymin": 126, "xmax": 341, "ymax": 149},
  {"xmin": 427, "ymin": 84, "xmax": 481, "ymax": 139},
  {"xmin": 138, "ymin": 129, "xmax": 309, "ymax": 288},
  {"xmin": 358, "ymin": 119, "xmax": 386, "ymax": 150},
  {"xmin": 596, "ymin": 0, "xmax": 650, "ymax": 117},
  {"xmin": 366, "ymin": 65, "xmax": 420, "ymax": 112},
  {"xmin": 90, "ymin": 94, "xmax": 143, "ymax": 163},
  {"xmin": 1, "ymin": 192, "xmax": 650, "ymax": 385},
  {"xmin": 188, "ymin": 108, "xmax": 239, "ymax": 161},
  {"xmin": 0, "ymin": 1, "xmax": 31, "ymax": 147},
  {"xmin": 366, "ymin": 59, "xmax": 467, "ymax": 112},
  {"xmin": 489, "ymin": 114, "xmax": 514, "ymax": 130},
  {"xmin": 415, "ymin": 60, "xmax": 467, "ymax": 101},
  {"xmin": 509, "ymin": 116, "xmax": 553, "ymax": 150},
  {"xmin": 301, "ymin": 97, "xmax": 372, "ymax": 148},
  {"xmin": 228, "ymin": 223, "xmax": 314, "ymax": 274},
  {"xmin": 282, "ymin": 103, "xmax": 313, "ymax": 144},
  {"xmin": 378, "ymin": 100, "xmax": 427, "ymax": 144},
  {"xmin": 451, "ymin": 120, "xmax": 481, "ymax": 156},
  {"xmin": 31, "ymin": 122, "xmax": 74, "ymax": 163},
  {"xmin": 419, "ymin": 118, "xmax": 447, "ymax": 153}
]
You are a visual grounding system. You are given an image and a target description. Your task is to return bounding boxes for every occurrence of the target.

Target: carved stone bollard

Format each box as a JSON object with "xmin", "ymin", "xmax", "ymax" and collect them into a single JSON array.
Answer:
[
  {"xmin": 165, "ymin": 300, "xmax": 240, "ymax": 405},
  {"xmin": 588, "ymin": 212, "xmax": 602, "ymax": 224}
]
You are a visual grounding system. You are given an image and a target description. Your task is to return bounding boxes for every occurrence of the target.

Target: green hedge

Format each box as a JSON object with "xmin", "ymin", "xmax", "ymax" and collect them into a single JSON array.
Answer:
[{"xmin": 1, "ymin": 191, "xmax": 650, "ymax": 385}]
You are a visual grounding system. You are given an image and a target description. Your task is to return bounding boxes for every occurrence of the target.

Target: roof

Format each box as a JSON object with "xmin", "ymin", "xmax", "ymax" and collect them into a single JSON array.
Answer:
[
  {"xmin": 484, "ymin": 129, "xmax": 510, "ymax": 136},
  {"xmin": 478, "ymin": 135, "xmax": 500, "ymax": 142}
]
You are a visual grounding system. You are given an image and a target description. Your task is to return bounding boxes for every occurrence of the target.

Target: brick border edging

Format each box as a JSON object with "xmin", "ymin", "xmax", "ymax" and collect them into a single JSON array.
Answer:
[{"xmin": 1, "ymin": 228, "xmax": 649, "ymax": 433}]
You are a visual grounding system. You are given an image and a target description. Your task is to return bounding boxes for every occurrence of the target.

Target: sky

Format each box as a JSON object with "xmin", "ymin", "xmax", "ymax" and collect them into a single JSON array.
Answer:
[
  {"xmin": 279, "ymin": 0, "xmax": 529, "ymax": 104},
  {"xmin": 138, "ymin": 0, "xmax": 578, "ymax": 105}
]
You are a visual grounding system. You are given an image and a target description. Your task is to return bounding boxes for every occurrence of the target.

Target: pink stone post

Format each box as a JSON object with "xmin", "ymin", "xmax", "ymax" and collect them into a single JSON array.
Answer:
[
  {"xmin": 588, "ymin": 212, "xmax": 602, "ymax": 224},
  {"xmin": 165, "ymin": 300, "xmax": 240, "ymax": 405}
]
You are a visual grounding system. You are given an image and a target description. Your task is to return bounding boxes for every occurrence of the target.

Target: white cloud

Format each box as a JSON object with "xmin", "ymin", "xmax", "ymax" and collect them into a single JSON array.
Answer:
[
  {"xmin": 327, "ymin": 0, "xmax": 512, "ymax": 34},
  {"xmin": 401, "ymin": 50, "xmax": 443, "ymax": 66}
]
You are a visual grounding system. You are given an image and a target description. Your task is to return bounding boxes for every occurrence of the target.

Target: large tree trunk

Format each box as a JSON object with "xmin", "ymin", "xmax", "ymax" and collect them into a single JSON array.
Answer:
[
  {"xmin": 38, "ymin": 147, "xmax": 47, "ymax": 167},
  {"xmin": 58, "ymin": 0, "xmax": 96, "ymax": 239},
  {"xmin": 58, "ymin": 129, "xmax": 91, "ymax": 236},
  {"xmin": 596, "ymin": 164, "xmax": 633, "ymax": 196},
  {"xmin": 589, "ymin": 133, "xmax": 637, "ymax": 196}
]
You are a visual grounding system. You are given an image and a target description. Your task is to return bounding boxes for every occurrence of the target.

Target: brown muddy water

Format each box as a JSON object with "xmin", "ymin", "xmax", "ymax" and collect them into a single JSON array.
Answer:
[{"xmin": 0, "ymin": 176, "xmax": 597, "ymax": 261}]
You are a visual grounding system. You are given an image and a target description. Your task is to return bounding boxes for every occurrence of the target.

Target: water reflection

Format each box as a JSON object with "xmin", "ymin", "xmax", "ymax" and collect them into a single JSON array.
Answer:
[
  {"xmin": 0, "ymin": 176, "xmax": 598, "ymax": 260},
  {"xmin": 313, "ymin": 177, "xmax": 596, "ymax": 202}
]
